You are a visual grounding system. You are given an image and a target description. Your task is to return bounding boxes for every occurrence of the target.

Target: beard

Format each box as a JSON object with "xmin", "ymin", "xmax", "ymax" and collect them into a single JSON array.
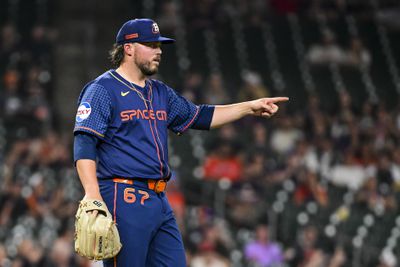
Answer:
[{"xmin": 135, "ymin": 56, "xmax": 160, "ymax": 76}]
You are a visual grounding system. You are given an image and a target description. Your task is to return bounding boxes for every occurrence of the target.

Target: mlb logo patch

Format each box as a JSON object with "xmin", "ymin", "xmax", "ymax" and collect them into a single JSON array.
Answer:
[
  {"xmin": 152, "ymin": 23, "xmax": 159, "ymax": 34},
  {"xmin": 76, "ymin": 102, "xmax": 91, "ymax": 122}
]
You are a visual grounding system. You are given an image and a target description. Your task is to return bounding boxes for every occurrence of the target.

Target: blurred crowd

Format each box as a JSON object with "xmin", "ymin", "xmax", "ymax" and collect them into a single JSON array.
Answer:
[
  {"xmin": 307, "ymin": 31, "xmax": 371, "ymax": 67},
  {"xmin": 0, "ymin": 19, "xmax": 86, "ymax": 267},
  {"xmin": 157, "ymin": 0, "xmax": 396, "ymax": 32},
  {"xmin": 1, "ymin": 23, "xmax": 56, "ymax": 145},
  {"xmin": 183, "ymin": 89, "xmax": 400, "ymax": 267},
  {"xmin": 1, "ymin": 0, "xmax": 400, "ymax": 267}
]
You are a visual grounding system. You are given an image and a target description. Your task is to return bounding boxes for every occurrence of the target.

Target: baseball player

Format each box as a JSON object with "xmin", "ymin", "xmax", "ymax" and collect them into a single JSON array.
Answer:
[{"xmin": 73, "ymin": 18, "xmax": 288, "ymax": 267}]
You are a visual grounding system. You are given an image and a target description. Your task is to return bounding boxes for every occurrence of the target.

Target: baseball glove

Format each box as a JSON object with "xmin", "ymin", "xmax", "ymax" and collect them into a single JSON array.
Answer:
[{"xmin": 74, "ymin": 199, "xmax": 122, "ymax": 260}]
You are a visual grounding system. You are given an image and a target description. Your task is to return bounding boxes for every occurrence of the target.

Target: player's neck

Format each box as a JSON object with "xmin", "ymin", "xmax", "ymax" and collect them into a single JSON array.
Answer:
[{"xmin": 115, "ymin": 64, "xmax": 146, "ymax": 87}]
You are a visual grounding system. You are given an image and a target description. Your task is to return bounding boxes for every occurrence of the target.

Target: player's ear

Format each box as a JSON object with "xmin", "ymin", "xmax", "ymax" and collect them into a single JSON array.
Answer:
[{"xmin": 123, "ymin": 43, "xmax": 134, "ymax": 57}]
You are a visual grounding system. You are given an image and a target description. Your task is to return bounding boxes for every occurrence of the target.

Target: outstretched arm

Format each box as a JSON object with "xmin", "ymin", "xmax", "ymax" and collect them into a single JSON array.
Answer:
[{"xmin": 210, "ymin": 97, "xmax": 289, "ymax": 129}]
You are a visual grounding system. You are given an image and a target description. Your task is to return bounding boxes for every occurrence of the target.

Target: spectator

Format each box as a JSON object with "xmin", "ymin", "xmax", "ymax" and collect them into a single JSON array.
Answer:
[
  {"xmin": 227, "ymin": 183, "xmax": 265, "ymax": 228},
  {"xmin": 376, "ymin": 152, "xmax": 394, "ymax": 193},
  {"xmin": 29, "ymin": 25, "xmax": 52, "ymax": 65},
  {"xmin": 181, "ymin": 71, "xmax": 204, "ymax": 102},
  {"xmin": 46, "ymin": 237, "xmax": 79, "ymax": 267},
  {"xmin": 188, "ymin": 219, "xmax": 233, "ymax": 267},
  {"xmin": 287, "ymin": 225, "xmax": 324, "ymax": 267},
  {"xmin": 270, "ymin": 116, "xmax": 303, "ymax": 156},
  {"xmin": 215, "ymin": 124, "xmax": 239, "ymax": 143},
  {"xmin": 18, "ymin": 239, "xmax": 46, "ymax": 267},
  {"xmin": 343, "ymin": 37, "xmax": 371, "ymax": 67},
  {"xmin": 293, "ymin": 168, "xmax": 328, "ymax": 207},
  {"xmin": 355, "ymin": 176, "xmax": 379, "ymax": 209},
  {"xmin": 156, "ymin": 2, "xmax": 180, "ymax": 34},
  {"xmin": 237, "ymin": 70, "xmax": 269, "ymax": 102},
  {"xmin": 0, "ymin": 24, "xmax": 21, "ymax": 69},
  {"xmin": 330, "ymin": 90, "xmax": 358, "ymax": 150},
  {"xmin": 303, "ymin": 94, "xmax": 328, "ymax": 140},
  {"xmin": 26, "ymin": 83, "xmax": 52, "ymax": 132},
  {"xmin": 197, "ymin": 222, "xmax": 232, "ymax": 258},
  {"xmin": 374, "ymin": 106, "xmax": 395, "ymax": 150},
  {"xmin": 190, "ymin": 251, "xmax": 230, "ymax": 267},
  {"xmin": 185, "ymin": 0, "xmax": 220, "ymax": 30},
  {"xmin": 244, "ymin": 223, "xmax": 284, "ymax": 267},
  {"xmin": 250, "ymin": 123, "xmax": 269, "ymax": 151},
  {"xmin": 203, "ymin": 140, "xmax": 243, "ymax": 182},
  {"xmin": 203, "ymin": 73, "xmax": 230, "ymax": 105},
  {"xmin": 359, "ymin": 101, "xmax": 376, "ymax": 135},
  {"xmin": 243, "ymin": 151, "xmax": 268, "ymax": 182},
  {"xmin": 329, "ymin": 148, "xmax": 367, "ymax": 190},
  {"xmin": 327, "ymin": 247, "xmax": 346, "ymax": 267},
  {"xmin": 2, "ymin": 69, "xmax": 23, "ymax": 118},
  {"xmin": 307, "ymin": 29, "xmax": 346, "ymax": 65}
]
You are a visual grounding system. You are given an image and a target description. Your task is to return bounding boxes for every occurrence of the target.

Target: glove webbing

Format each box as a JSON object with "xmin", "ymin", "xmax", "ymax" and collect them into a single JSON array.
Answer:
[{"xmin": 79, "ymin": 199, "xmax": 110, "ymax": 216}]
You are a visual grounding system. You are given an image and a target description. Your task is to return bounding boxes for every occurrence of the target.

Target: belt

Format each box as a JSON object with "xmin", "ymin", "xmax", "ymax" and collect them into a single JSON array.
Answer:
[{"xmin": 112, "ymin": 178, "xmax": 168, "ymax": 193}]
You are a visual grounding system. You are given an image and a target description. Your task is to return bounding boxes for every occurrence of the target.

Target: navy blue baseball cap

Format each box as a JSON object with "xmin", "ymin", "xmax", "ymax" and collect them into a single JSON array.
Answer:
[{"xmin": 116, "ymin": 19, "xmax": 175, "ymax": 45}]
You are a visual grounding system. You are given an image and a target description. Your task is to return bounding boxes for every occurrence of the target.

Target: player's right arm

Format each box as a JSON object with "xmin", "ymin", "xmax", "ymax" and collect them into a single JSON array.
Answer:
[
  {"xmin": 76, "ymin": 159, "xmax": 102, "ymax": 200},
  {"xmin": 75, "ymin": 131, "xmax": 102, "ymax": 200},
  {"xmin": 74, "ymin": 130, "xmax": 102, "ymax": 200},
  {"xmin": 73, "ymin": 82, "xmax": 112, "ymax": 200}
]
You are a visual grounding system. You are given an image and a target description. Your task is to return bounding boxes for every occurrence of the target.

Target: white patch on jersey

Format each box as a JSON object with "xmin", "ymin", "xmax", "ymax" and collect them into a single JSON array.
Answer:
[{"xmin": 76, "ymin": 102, "xmax": 91, "ymax": 122}]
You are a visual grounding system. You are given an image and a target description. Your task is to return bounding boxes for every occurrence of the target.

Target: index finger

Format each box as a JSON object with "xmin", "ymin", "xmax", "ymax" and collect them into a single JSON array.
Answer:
[{"xmin": 267, "ymin": 97, "xmax": 289, "ymax": 103}]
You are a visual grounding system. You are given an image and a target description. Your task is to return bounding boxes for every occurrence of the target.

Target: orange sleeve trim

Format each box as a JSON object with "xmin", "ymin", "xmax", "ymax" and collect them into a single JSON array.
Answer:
[
  {"xmin": 74, "ymin": 126, "xmax": 105, "ymax": 138},
  {"xmin": 181, "ymin": 106, "xmax": 200, "ymax": 132}
]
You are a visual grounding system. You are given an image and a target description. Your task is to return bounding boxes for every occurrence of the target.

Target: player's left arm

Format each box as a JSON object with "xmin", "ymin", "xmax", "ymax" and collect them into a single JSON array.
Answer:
[{"xmin": 210, "ymin": 97, "xmax": 289, "ymax": 129}]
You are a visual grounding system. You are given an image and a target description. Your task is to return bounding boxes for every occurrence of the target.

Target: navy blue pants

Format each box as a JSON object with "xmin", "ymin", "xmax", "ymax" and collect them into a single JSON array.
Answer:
[{"xmin": 99, "ymin": 179, "xmax": 186, "ymax": 267}]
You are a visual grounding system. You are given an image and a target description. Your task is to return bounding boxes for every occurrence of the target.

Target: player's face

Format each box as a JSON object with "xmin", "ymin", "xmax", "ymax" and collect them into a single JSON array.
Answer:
[{"xmin": 133, "ymin": 42, "xmax": 162, "ymax": 76}]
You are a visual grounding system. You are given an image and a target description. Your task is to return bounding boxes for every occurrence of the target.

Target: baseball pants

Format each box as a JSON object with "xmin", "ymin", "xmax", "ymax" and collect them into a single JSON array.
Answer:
[{"xmin": 98, "ymin": 179, "xmax": 186, "ymax": 267}]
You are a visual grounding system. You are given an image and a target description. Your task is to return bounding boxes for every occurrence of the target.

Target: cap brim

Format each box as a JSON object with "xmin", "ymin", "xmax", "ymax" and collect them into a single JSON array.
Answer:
[
  {"xmin": 117, "ymin": 36, "xmax": 175, "ymax": 45},
  {"xmin": 158, "ymin": 36, "xmax": 175, "ymax": 44}
]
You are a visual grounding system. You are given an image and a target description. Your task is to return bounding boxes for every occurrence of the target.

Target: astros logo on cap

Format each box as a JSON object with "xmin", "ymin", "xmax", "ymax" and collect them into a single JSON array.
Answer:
[{"xmin": 152, "ymin": 23, "xmax": 159, "ymax": 34}]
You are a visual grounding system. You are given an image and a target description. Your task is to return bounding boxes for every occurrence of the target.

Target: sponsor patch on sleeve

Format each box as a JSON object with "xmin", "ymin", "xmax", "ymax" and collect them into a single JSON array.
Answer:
[{"xmin": 76, "ymin": 102, "xmax": 91, "ymax": 122}]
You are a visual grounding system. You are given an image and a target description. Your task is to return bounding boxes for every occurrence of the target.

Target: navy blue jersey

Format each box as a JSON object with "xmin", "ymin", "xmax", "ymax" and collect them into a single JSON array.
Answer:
[{"xmin": 74, "ymin": 70, "xmax": 212, "ymax": 179}]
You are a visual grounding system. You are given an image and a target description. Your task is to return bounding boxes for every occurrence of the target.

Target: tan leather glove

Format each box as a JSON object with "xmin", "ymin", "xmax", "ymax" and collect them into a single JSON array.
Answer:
[{"xmin": 74, "ymin": 199, "xmax": 122, "ymax": 260}]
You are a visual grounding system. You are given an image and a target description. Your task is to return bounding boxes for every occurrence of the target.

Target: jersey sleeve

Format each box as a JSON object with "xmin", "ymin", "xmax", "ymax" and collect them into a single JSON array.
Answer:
[
  {"xmin": 73, "ymin": 83, "xmax": 112, "ymax": 139},
  {"xmin": 166, "ymin": 86, "xmax": 214, "ymax": 134}
]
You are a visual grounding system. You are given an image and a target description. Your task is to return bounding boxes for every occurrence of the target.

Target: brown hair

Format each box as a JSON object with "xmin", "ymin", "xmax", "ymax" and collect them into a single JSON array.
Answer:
[{"xmin": 109, "ymin": 44, "xmax": 125, "ymax": 68}]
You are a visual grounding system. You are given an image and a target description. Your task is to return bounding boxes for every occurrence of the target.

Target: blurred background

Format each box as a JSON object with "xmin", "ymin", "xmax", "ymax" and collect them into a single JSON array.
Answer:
[{"xmin": 1, "ymin": 0, "xmax": 400, "ymax": 266}]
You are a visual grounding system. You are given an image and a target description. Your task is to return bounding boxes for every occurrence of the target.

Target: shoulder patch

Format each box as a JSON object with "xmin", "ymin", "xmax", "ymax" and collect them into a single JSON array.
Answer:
[{"xmin": 76, "ymin": 102, "xmax": 92, "ymax": 122}]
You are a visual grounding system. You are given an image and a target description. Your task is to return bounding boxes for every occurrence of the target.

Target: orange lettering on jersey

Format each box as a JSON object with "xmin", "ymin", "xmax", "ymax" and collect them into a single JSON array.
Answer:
[
  {"xmin": 156, "ymin": 110, "xmax": 167, "ymax": 121},
  {"xmin": 120, "ymin": 109, "xmax": 167, "ymax": 122},
  {"xmin": 121, "ymin": 110, "xmax": 133, "ymax": 121},
  {"xmin": 129, "ymin": 110, "xmax": 137, "ymax": 120},
  {"xmin": 149, "ymin": 110, "xmax": 155, "ymax": 120},
  {"xmin": 137, "ymin": 109, "xmax": 145, "ymax": 119},
  {"xmin": 142, "ymin": 110, "xmax": 149, "ymax": 120}
]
